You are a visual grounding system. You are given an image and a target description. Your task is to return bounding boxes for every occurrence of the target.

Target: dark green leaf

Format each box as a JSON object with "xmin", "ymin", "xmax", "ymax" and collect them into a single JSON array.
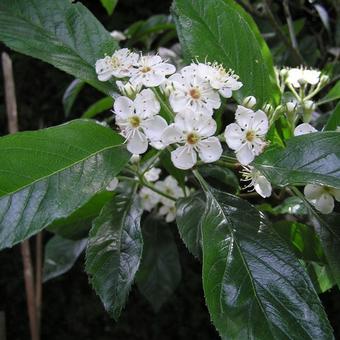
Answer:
[
  {"xmin": 319, "ymin": 81, "xmax": 340, "ymax": 105},
  {"xmin": 176, "ymin": 191, "xmax": 205, "ymax": 259},
  {"xmin": 198, "ymin": 183, "xmax": 333, "ymax": 339},
  {"xmin": 43, "ymin": 235, "xmax": 87, "ymax": 282},
  {"xmin": 100, "ymin": 0, "xmax": 118, "ymax": 15},
  {"xmin": 258, "ymin": 196, "xmax": 307, "ymax": 216},
  {"xmin": 0, "ymin": 0, "xmax": 117, "ymax": 95},
  {"xmin": 136, "ymin": 215, "xmax": 181, "ymax": 312},
  {"xmin": 48, "ymin": 191, "xmax": 114, "ymax": 240},
  {"xmin": 324, "ymin": 102, "xmax": 340, "ymax": 131},
  {"xmin": 0, "ymin": 120, "xmax": 130, "ymax": 250},
  {"xmin": 63, "ymin": 79, "xmax": 85, "ymax": 117},
  {"xmin": 85, "ymin": 192, "xmax": 143, "ymax": 320},
  {"xmin": 254, "ymin": 132, "xmax": 340, "ymax": 189},
  {"xmin": 82, "ymin": 96, "xmax": 114, "ymax": 118},
  {"xmin": 172, "ymin": 0, "xmax": 280, "ymax": 105}
]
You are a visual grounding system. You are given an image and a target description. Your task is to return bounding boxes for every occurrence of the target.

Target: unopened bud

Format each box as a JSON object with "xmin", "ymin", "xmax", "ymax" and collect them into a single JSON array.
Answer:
[
  {"xmin": 110, "ymin": 30, "xmax": 127, "ymax": 42},
  {"xmin": 302, "ymin": 100, "xmax": 316, "ymax": 123},
  {"xmin": 242, "ymin": 96, "xmax": 256, "ymax": 108},
  {"xmin": 320, "ymin": 74, "xmax": 329, "ymax": 85},
  {"xmin": 286, "ymin": 101, "xmax": 297, "ymax": 113},
  {"xmin": 303, "ymin": 100, "xmax": 316, "ymax": 111},
  {"xmin": 116, "ymin": 81, "xmax": 142, "ymax": 99},
  {"xmin": 160, "ymin": 80, "xmax": 175, "ymax": 97},
  {"xmin": 262, "ymin": 103, "xmax": 274, "ymax": 115},
  {"xmin": 280, "ymin": 68, "xmax": 288, "ymax": 77},
  {"xmin": 130, "ymin": 154, "xmax": 140, "ymax": 164}
]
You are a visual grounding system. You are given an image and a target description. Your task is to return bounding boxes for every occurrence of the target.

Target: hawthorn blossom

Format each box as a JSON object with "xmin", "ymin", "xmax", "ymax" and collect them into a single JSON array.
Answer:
[
  {"xmin": 114, "ymin": 89, "xmax": 167, "ymax": 154},
  {"xmin": 196, "ymin": 62, "xmax": 243, "ymax": 98},
  {"xmin": 155, "ymin": 176, "xmax": 183, "ymax": 206},
  {"xmin": 95, "ymin": 48, "xmax": 138, "ymax": 81},
  {"xmin": 240, "ymin": 166, "xmax": 272, "ymax": 198},
  {"xmin": 168, "ymin": 65, "xmax": 221, "ymax": 116},
  {"xmin": 159, "ymin": 203, "xmax": 177, "ymax": 222},
  {"xmin": 144, "ymin": 167, "xmax": 161, "ymax": 182},
  {"xmin": 285, "ymin": 67, "xmax": 321, "ymax": 88},
  {"xmin": 161, "ymin": 110, "xmax": 223, "ymax": 170},
  {"xmin": 304, "ymin": 184, "xmax": 340, "ymax": 214},
  {"xmin": 130, "ymin": 55, "xmax": 176, "ymax": 87},
  {"xmin": 294, "ymin": 123, "xmax": 317, "ymax": 136},
  {"xmin": 139, "ymin": 187, "xmax": 160, "ymax": 212},
  {"xmin": 224, "ymin": 105, "xmax": 268, "ymax": 165}
]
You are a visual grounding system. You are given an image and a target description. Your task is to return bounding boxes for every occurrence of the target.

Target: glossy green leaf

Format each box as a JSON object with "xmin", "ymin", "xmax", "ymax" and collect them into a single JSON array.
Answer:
[
  {"xmin": 198, "ymin": 183, "xmax": 333, "ymax": 339},
  {"xmin": 85, "ymin": 192, "xmax": 143, "ymax": 320},
  {"xmin": 254, "ymin": 132, "xmax": 340, "ymax": 189},
  {"xmin": 172, "ymin": 0, "xmax": 280, "ymax": 105},
  {"xmin": 319, "ymin": 81, "xmax": 340, "ymax": 105},
  {"xmin": 259, "ymin": 197, "xmax": 307, "ymax": 216},
  {"xmin": 82, "ymin": 96, "xmax": 114, "ymax": 118},
  {"xmin": 63, "ymin": 79, "xmax": 85, "ymax": 117},
  {"xmin": 0, "ymin": 120, "xmax": 130, "ymax": 250},
  {"xmin": 136, "ymin": 216, "xmax": 181, "ymax": 312},
  {"xmin": 324, "ymin": 102, "xmax": 340, "ymax": 131},
  {"xmin": 176, "ymin": 191, "xmax": 205, "ymax": 259},
  {"xmin": 48, "ymin": 191, "xmax": 114, "ymax": 240},
  {"xmin": 100, "ymin": 0, "xmax": 118, "ymax": 15},
  {"xmin": 43, "ymin": 235, "xmax": 87, "ymax": 282},
  {"xmin": 0, "ymin": 0, "xmax": 117, "ymax": 95},
  {"xmin": 307, "ymin": 262, "xmax": 336, "ymax": 294}
]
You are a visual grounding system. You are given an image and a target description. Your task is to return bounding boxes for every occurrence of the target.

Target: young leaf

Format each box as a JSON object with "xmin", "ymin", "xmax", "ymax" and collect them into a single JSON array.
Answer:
[
  {"xmin": 306, "ymin": 262, "xmax": 336, "ymax": 294},
  {"xmin": 43, "ymin": 235, "xmax": 87, "ymax": 282},
  {"xmin": 136, "ymin": 215, "xmax": 181, "ymax": 312},
  {"xmin": 324, "ymin": 102, "xmax": 340, "ymax": 131},
  {"xmin": 63, "ymin": 79, "xmax": 85, "ymax": 117},
  {"xmin": 318, "ymin": 81, "xmax": 340, "ymax": 105},
  {"xmin": 176, "ymin": 191, "xmax": 205, "ymax": 259},
  {"xmin": 254, "ymin": 132, "xmax": 340, "ymax": 189},
  {"xmin": 198, "ymin": 183, "xmax": 333, "ymax": 339},
  {"xmin": 0, "ymin": 120, "xmax": 130, "ymax": 250},
  {"xmin": 0, "ymin": 0, "xmax": 117, "ymax": 95},
  {"xmin": 172, "ymin": 0, "xmax": 280, "ymax": 105},
  {"xmin": 85, "ymin": 193, "xmax": 143, "ymax": 320},
  {"xmin": 82, "ymin": 96, "xmax": 114, "ymax": 118},
  {"xmin": 100, "ymin": 0, "xmax": 118, "ymax": 15}
]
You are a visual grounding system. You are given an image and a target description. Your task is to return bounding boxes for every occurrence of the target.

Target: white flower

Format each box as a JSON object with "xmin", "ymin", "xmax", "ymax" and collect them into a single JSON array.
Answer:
[
  {"xmin": 286, "ymin": 67, "xmax": 321, "ymax": 88},
  {"xmin": 304, "ymin": 184, "xmax": 340, "ymax": 214},
  {"xmin": 162, "ymin": 110, "xmax": 223, "ymax": 170},
  {"xmin": 110, "ymin": 30, "xmax": 127, "ymax": 41},
  {"xmin": 224, "ymin": 105, "xmax": 268, "ymax": 165},
  {"xmin": 106, "ymin": 177, "xmax": 119, "ymax": 191},
  {"xmin": 114, "ymin": 89, "xmax": 167, "ymax": 154},
  {"xmin": 168, "ymin": 65, "xmax": 221, "ymax": 116},
  {"xmin": 139, "ymin": 187, "xmax": 160, "ymax": 212},
  {"xmin": 116, "ymin": 80, "xmax": 142, "ymax": 98},
  {"xmin": 294, "ymin": 123, "xmax": 317, "ymax": 136},
  {"xmin": 155, "ymin": 176, "xmax": 183, "ymax": 206},
  {"xmin": 159, "ymin": 202, "xmax": 177, "ymax": 222},
  {"xmin": 130, "ymin": 55, "xmax": 176, "ymax": 87},
  {"xmin": 144, "ymin": 167, "xmax": 161, "ymax": 182},
  {"xmin": 196, "ymin": 62, "xmax": 242, "ymax": 98},
  {"xmin": 95, "ymin": 48, "xmax": 139, "ymax": 81},
  {"xmin": 240, "ymin": 166, "xmax": 272, "ymax": 198}
]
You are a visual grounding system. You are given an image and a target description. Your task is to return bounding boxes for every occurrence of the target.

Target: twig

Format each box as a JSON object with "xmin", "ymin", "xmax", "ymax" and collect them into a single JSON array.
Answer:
[
  {"xmin": 35, "ymin": 232, "xmax": 43, "ymax": 334},
  {"xmin": 283, "ymin": 0, "xmax": 299, "ymax": 50},
  {"xmin": 2, "ymin": 52, "xmax": 40, "ymax": 340}
]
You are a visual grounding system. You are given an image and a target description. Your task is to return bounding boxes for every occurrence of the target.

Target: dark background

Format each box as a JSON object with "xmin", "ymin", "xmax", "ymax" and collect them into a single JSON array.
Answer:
[{"xmin": 0, "ymin": 0, "xmax": 339, "ymax": 339}]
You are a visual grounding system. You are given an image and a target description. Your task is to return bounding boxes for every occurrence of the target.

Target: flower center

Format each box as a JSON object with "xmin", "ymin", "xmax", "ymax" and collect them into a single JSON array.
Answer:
[
  {"xmin": 186, "ymin": 132, "xmax": 200, "ymax": 145},
  {"xmin": 189, "ymin": 88, "xmax": 201, "ymax": 100},
  {"xmin": 246, "ymin": 130, "xmax": 256, "ymax": 142},
  {"xmin": 128, "ymin": 115, "xmax": 141, "ymax": 128},
  {"xmin": 140, "ymin": 66, "xmax": 151, "ymax": 73},
  {"xmin": 110, "ymin": 56, "xmax": 120, "ymax": 68}
]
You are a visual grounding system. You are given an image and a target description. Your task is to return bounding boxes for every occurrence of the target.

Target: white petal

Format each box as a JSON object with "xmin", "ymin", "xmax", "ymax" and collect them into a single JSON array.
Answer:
[
  {"xmin": 153, "ymin": 62, "xmax": 176, "ymax": 75},
  {"xmin": 294, "ymin": 123, "xmax": 317, "ymax": 136},
  {"xmin": 127, "ymin": 130, "xmax": 148, "ymax": 154},
  {"xmin": 235, "ymin": 105, "xmax": 254, "ymax": 129},
  {"xmin": 142, "ymin": 115, "xmax": 168, "ymax": 142},
  {"xmin": 165, "ymin": 210, "xmax": 176, "ymax": 222},
  {"xmin": 114, "ymin": 96, "xmax": 134, "ymax": 118},
  {"xmin": 252, "ymin": 110, "xmax": 268, "ymax": 136},
  {"xmin": 134, "ymin": 89, "xmax": 160, "ymax": 117},
  {"xmin": 169, "ymin": 92, "xmax": 188, "ymax": 112},
  {"xmin": 304, "ymin": 184, "xmax": 324, "ymax": 200},
  {"xmin": 144, "ymin": 168, "xmax": 161, "ymax": 182},
  {"xmin": 95, "ymin": 58, "xmax": 112, "ymax": 81},
  {"xmin": 329, "ymin": 188, "xmax": 340, "ymax": 202},
  {"xmin": 142, "ymin": 72, "xmax": 165, "ymax": 87},
  {"xmin": 304, "ymin": 70, "xmax": 320, "ymax": 85},
  {"xmin": 219, "ymin": 87, "xmax": 232, "ymax": 98},
  {"xmin": 314, "ymin": 193, "xmax": 334, "ymax": 214},
  {"xmin": 197, "ymin": 137, "xmax": 223, "ymax": 163},
  {"xmin": 171, "ymin": 145, "xmax": 197, "ymax": 170},
  {"xmin": 236, "ymin": 143, "xmax": 254, "ymax": 165},
  {"xmin": 224, "ymin": 123, "xmax": 245, "ymax": 150},
  {"xmin": 251, "ymin": 137, "xmax": 267, "ymax": 156},
  {"xmin": 161, "ymin": 125, "xmax": 184, "ymax": 145},
  {"xmin": 254, "ymin": 175, "xmax": 272, "ymax": 198}
]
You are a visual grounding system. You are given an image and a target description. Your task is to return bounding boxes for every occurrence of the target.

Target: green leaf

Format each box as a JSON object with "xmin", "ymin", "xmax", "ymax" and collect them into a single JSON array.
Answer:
[
  {"xmin": 306, "ymin": 262, "xmax": 336, "ymax": 294},
  {"xmin": 324, "ymin": 102, "xmax": 340, "ymax": 131},
  {"xmin": 47, "ymin": 191, "xmax": 114, "ymax": 240},
  {"xmin": 0, "ymin": 0, "xmax": 117, "ymax": 95},
  {"xmin": 198, "ymin": 182, "xmax": 333, "ymax": 339},
  {"xmin": 176, "ymin": 191, "xmax": 204, "ymax": 259},
  {"xmin": 319, "ymin": 81, "xmax": 340, "ymax": 105},
  {"xmin": 43, "ymin": 235, "xmax": 87, "ymax": 282},
  {"xmin": 63, "ymin": 79, "xmax": 85, "ymax": 117},
  {"xmin": 254, "ymin": 132, "xmax": 340, "ymax": 189},
  {"xmin": 82, "ymin": 96, "xmax": 114, "ymax": 118},
  {"xmin": 85, "ymin": 192, "xmax": 143, "ymax": 320},
  {"xmin": 273, "ymin": 221, "xmax": 325, "ymax": 263},
  {"xmin": 100, "ymin": 0, "xmax": 118, "ymax": 15},
  {"xmin": 258, "ymin": 196, "xmax": 307, "ymax": 216},
  {"xmin": 172, "ymin": 0, "xmax": 280, "ymax": 105},
  {"xmin": 0, "ymin": 119, "xmax": 130, "ymax": 250},
  {"xmin": 136, "ymin": 215, "xmax": 181, "ymax": 312}
]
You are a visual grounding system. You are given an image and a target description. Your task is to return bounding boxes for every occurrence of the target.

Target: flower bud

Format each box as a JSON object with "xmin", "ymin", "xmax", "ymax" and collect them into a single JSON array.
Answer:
[
  {"xmin": 262, "ymin": 103, "xmax": 274, "ymax": 115},
  {"xmin": 286, "ymin": 101, "xmax": 297, "ymax": 113},
  {"xmin": 242, "ymin": 96, "xmax": 256, "ymax": 108},
  {"xmin": 110, "ymin": 30, "xmax": 126, "ymax": 42},
  {"xmin": 320, "ymin": 74, "xmax": 329, "ymax": 85},
  {"xmin": 116, "ymin": 81, "xmax": 142, "ymax": 99},
  {"xmin": 303, "ymin": 100, "xmax": 316, "ymax": 111},
  {"xmin": 280, "ymin": 68, "xmax": 288, "ymax": 77},
  {"xmin": 302, "ymin": 100, "xmax": 316, "ymax": 123},
  {"xmin": 130, "ymin": 154, "xmax": 140, "ymax": 164},
  {"xmin": 160, "ymin": 79, "xmax": 175, "ymax": 97}
]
